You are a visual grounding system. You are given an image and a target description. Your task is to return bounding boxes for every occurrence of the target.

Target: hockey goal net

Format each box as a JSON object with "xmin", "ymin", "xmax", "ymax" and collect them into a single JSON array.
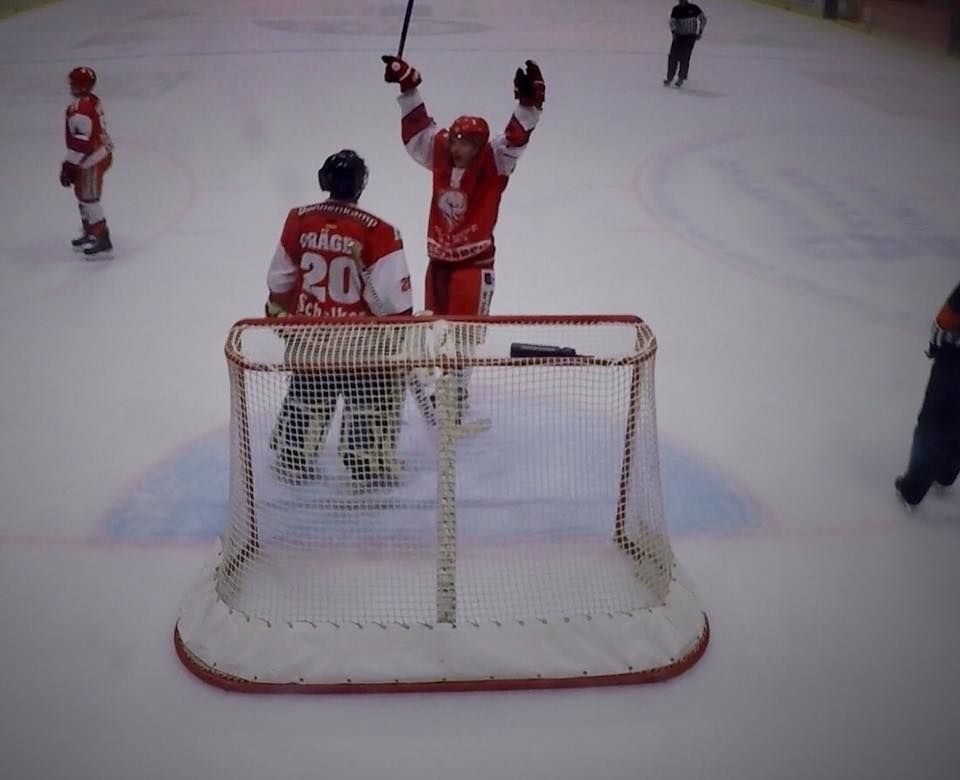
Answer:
[{"xmin": 175, "ymin": 315, "xmax": 708, "ymax": 692}]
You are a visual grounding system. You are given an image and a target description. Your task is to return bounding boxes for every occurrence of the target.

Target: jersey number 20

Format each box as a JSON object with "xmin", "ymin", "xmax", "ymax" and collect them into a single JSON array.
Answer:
[{"xmin": 301, "ymin": 252, "xmax": 362, "ymax": 305}]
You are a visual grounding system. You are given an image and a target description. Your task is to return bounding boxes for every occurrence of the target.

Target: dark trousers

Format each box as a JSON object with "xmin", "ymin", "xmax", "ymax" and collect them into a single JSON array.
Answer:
[
  {"xmin": 899, "ymin": 350, "xmax": 960, "ymax": 504},
  {"xmin": 667, "ymin": 35, "xmax": 697, "ymax": 81}
]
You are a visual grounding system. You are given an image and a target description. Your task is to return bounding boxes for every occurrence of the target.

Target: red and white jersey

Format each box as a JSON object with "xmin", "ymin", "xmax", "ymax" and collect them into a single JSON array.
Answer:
[
  {"xmin": 397, "ymin": 90, "xmax": 540, "ymax": 265},
  {"xmin": 64, "ymin": 93, "xmax": 113, "ymax": 168},
  {"xmin": 267, "ymin": 199, "xmax": 413, "ymax": 319}
]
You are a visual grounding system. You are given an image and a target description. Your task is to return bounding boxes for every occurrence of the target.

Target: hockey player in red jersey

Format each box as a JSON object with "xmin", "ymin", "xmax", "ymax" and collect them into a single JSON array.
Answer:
[
  {"xmin": 266, "ymin": 150, "xmax": 413, "ymax": 321},
  {"xmin": 265, "ymin": 150, "xmax": 414, "ymax": 488},
  {"xmin": 61, "ymin": 66, "xmax": 113, "ymax": 256},
  {"xmin": 381, "ymin": 55, "xmax": 544, "ymax": 317}
]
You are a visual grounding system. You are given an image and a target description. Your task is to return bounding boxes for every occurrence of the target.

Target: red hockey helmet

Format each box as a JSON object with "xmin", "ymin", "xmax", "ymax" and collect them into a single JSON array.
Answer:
[
  {"xmin": 448, "ymin": 115, "xmax": 490, "ymax": 148},
  {"xmin": 68, "ymin": 66, "xmax": 97, "ymax": 95}
]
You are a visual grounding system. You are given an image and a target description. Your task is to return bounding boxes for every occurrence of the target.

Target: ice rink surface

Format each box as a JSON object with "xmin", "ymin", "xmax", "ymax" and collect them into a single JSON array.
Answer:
[{"xmin": 1, "ymin": 1, "xmax": 958, "ymax": 778}]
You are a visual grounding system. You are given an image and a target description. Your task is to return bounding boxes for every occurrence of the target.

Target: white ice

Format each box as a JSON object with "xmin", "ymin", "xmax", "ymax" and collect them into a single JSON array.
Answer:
[{"xmin": 1, "ymin": 1, "xmax": 959, "ymax": 778}]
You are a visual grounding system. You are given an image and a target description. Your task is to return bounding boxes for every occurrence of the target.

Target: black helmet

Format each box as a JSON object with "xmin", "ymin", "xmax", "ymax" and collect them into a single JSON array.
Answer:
[{"xmin": 318, "ymin": 149, "xmax": 368, "ymax": 202}]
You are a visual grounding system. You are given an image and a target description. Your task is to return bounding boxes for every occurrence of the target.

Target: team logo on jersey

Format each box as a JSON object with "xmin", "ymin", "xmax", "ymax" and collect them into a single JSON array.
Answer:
[{"xmin": 437, "ymin": 189, "xmax": 467, "ymax": 228}]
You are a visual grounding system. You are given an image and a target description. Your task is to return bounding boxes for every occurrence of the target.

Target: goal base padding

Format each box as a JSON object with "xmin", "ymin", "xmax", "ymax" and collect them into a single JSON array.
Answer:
[{"xmin": 173, "ymin": 559, "xmax": 709, "ymax": 694}]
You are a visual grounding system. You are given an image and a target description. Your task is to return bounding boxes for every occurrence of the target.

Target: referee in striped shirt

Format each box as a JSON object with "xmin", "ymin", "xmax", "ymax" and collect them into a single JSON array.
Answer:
[
  {"xmin": 665, "ymin": 0, "xmax": 707, "ymax": 87},
  {"xmin": 896, "ymin": 282, "xmax": 960, "ymax": 508}
]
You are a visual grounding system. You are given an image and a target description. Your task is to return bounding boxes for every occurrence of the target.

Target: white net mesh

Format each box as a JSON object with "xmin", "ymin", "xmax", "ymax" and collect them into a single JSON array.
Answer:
[{"xmin": 217, "ymin": 315, "xmax": 671, "ymax": 629}]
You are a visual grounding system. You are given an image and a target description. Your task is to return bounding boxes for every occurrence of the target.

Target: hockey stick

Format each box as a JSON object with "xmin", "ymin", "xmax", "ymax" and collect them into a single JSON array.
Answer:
[{"xmin": 397, "ymin": 0, "xmax": 415, "ymax": 58}]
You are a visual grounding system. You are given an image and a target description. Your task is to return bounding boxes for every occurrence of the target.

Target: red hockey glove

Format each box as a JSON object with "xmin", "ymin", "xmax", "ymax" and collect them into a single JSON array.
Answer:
[
  {"xmin": 60, "ymin": 161, "xmax": 77, "ymax": 187},
  {"xmin": 513, "ymin": 60, "xmax": 545, "ymax": 109},
  {"xmin": 381, "ymin": 55, "xmax": 422, "ymax": 92}
]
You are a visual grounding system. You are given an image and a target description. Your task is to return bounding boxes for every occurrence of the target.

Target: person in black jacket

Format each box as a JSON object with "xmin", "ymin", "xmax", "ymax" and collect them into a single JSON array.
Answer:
[
  {"xmin": 665, "ymin": 0, "xmax": 707, "ymax": 87},
  {"xmin": 895, "ymin": 282, "xmax": 960, "ymax": 508}
]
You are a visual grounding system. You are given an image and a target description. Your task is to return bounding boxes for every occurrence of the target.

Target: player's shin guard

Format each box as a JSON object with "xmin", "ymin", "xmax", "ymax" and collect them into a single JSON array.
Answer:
[
  {"xmin": 79, "ymin": 200, "xmax": 105, "ymax": 229},
  {"xmin": 339, "ymin": 374, "xmax": 404, "ymax": 487},
  {"xmin": 270, "ymin": 387, "xmax": 335, "ymax": 484},
  {"xmin": 448, "ymin": 272, "xmax": 494, "ymax": 424}
]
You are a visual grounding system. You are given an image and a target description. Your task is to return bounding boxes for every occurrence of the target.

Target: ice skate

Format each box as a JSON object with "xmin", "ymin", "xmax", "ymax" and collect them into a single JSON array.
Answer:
[
  {"xmin": 272, "ymin": 456, "xmax": 322, "ymax": 486},
  {"xmin": 429, "ymin": 385, "xmax": 468, "ymax": 427},
  {"xmin": 932, "ymin": 477, "xmax": 955, "ymax": 496},
  {"xmin": 429, "ymin": 385, "xmax": 490, "ymax": 432},
  {"xmin": 675, "ymin": 78, "xmax": 685, "ymax": 87},
  {"xmin": 350, "ymin": 471, "xmax": 401, "ymax": 495},
  {"xmin": 83, "ymin": 230, "xmax": 113, "ymax": 258},
  {"xmin": 933, "ymin": 463, "xmax": 959, "ymax": 493},
  {"xmin": 71, "ymin": 233, "xmax": 96, "ymax": 251},
  {"xmin": 348, "ymin": 459, "xmax": 403, "ymax": 494},
  {"xmin": 894, "ymin": 476, "xmax": 923, "ymax": 511},
  {"xmin": 663, "ymin": 78, "xmax": 673, "ymax": 86},
  {"xmin": 456, "ymin": 388, "xmax": 492, "ymax": 434}
]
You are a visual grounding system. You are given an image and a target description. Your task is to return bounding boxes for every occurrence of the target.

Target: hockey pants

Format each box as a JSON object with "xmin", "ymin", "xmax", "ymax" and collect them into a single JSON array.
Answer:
[
  {"xmin": 899, "ymin": 350, "xmax": 960, "ymax": 503},
  {"xmin": 667, "ymin": 36, "xmax": 697, "ymax": 81}
]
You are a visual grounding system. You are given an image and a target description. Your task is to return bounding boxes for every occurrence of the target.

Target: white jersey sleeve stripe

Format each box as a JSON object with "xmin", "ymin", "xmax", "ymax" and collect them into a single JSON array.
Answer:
[
  {"xmin": 511, "ymin": 104, "xmax": 540, "ymax": 133},
  {"xmin": 398, "ymin": 91, "xmax": 436, "ymax": 171},
  {"xmin": 491, "ymin": 104, "xmax": 540, "ymax": 176}
]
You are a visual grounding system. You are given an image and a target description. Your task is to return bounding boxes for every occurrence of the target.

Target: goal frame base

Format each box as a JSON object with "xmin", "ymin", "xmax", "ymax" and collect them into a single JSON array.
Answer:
[
  {"xmin": 174, "ymin": 619, "xmax": 708, "ymax": 694},
  {"xmin": 173, "ymin": 552, "xmax": 709, "ymax": 694}
]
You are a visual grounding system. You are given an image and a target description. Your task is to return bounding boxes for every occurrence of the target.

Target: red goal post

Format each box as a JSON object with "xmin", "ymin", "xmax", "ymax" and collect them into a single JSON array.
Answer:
[{"xmin": 175, "ymin": 314, "xmax": 709, "ymax": 692}]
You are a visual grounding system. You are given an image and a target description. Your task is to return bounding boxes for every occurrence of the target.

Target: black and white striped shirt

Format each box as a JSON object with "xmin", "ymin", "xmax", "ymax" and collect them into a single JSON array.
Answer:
[{"xmin": 670, "ymin": 3, "xmax": 707, "ymax": 37}]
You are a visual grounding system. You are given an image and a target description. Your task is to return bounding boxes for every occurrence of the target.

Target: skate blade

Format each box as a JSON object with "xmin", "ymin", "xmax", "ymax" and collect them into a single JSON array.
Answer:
[{"xmin": 895, "ymin": 491, "xmax": 917, "ymax": 513}]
